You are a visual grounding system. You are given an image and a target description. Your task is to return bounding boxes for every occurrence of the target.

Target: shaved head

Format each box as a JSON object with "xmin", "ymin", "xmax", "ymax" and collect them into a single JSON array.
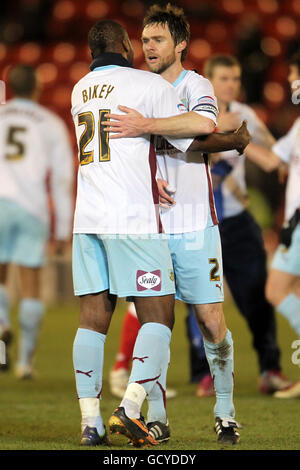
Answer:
[{"xmin": 88, "ymin": 20, "xmax": 130, "ymax": 59}]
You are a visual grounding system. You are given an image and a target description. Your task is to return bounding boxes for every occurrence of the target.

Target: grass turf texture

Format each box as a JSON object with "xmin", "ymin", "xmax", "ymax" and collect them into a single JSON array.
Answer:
[{"xmin": 0, "ymin": 298, "xmax": 300, "ymax": 451}]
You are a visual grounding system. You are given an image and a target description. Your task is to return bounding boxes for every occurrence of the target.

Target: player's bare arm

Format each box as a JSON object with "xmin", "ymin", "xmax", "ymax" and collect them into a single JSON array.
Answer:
[
  {"xmin": 217, "ymin": 111, "xmax": 241, "ymax": 132},
  {"xmin": 189, "ymin": 120, "xmax": 250, "ymax": 155},
  {"xmin": 244, "ymin": 142, "xmax": 281, "ymax": 172},
  {"xmin": 103, "ymin": 105, "xmax": 215, "ymax": 138},
  {"xmin": 103, "ymin": 103, "xmax": 250, "ymax": 154}
]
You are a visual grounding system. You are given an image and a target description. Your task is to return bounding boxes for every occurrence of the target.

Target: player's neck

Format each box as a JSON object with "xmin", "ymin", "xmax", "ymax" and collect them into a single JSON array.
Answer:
[{"xmin": 161, "ymin": 62, "xmax": 184, "ymax": 84}]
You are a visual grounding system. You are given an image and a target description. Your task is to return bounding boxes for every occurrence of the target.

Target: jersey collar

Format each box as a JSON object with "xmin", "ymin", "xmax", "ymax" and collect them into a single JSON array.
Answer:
[
  {"xmin": 172, "ymin": 69, "xmax": 187, "ymax": 88},
  {"xmin": 90, "ymin": 53, "xmax": 133, "ymax": 71}
]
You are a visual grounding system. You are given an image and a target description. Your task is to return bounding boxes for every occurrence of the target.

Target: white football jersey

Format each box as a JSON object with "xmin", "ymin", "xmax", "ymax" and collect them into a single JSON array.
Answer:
[
  {"xmin": 215, "ymin": 101, "xmax": 275, "ymax": 219},
  {"xmin": 272, "ymin": 117, "xmax": 300, "ymax": 221},
  {"xmin": 155, "ymin": 70, "xmax": 218, "ymax": 233},
  {"xmin": 0, "ymin": 98, "xmax": 74, "ymax": 239},
  {"xmin": 71, "ymin": 65, "xmax": 192, "ymax": 234}
]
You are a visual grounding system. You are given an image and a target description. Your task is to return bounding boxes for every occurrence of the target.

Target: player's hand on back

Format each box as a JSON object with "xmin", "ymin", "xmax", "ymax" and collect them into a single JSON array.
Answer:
[
  {"xmin": 157, "ymin": 179, "xmax": 176, "ymax": 209},
  {"xmin": 102, "ymin": 105, "xmax": 148, "ymax": 138},
  {"xmin": 234, "ymin": 120, "xmax": 251, "ymax": 155},
  {"xmin": 218, "ymin": 111, "xmax": 241, "ymax": 132}
]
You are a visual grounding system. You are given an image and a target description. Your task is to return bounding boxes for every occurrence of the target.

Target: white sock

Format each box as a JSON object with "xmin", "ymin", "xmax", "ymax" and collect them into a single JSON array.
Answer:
[
  {"xmin": 79, "ymin": 398, "xmax": 105, "ymax": 435},
  {"xmin": 120, "ymin": 382, "xmax": 146, "ymax": 419}
]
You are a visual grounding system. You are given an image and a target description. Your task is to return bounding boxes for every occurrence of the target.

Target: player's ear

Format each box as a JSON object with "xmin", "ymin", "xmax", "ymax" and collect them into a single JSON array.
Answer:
[
  {"xmin": 122, "ymin": 37, "xmax": 134, "ymax": 64},
  {"xmin": 175, "ymin": 40, "xmax": 187, "ymax": 56}
]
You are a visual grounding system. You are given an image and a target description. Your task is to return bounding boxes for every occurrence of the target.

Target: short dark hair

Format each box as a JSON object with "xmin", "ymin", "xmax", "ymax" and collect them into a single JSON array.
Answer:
[
  {"xmin": 204, "ymin": 55, "xmax": 241, "ymax": 78},
  {"xmin": 143, "ymin": 3, "xmax": 190, "ymax": 62},
  {"xmin": 9, "ymin": 65, "xmax": 36, "ymax": 97},
  {"xmin": 88, "ymin": 20, "xmax": 127, "ymax": 58},
  {"xmin": 289, "ymin": 50, "xmax": 300, "ymax": 74}
]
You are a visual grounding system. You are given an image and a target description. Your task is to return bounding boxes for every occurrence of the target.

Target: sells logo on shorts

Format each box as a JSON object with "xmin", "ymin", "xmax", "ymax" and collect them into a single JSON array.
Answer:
[{"xmin": 136, "ymin": 270, "xmax": 162, "ymax": 291}]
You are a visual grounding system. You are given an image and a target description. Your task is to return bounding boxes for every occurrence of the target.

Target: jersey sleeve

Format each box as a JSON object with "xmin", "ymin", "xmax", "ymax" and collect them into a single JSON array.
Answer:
[
  {"xmin": 272, "ymin": 119, "xmax": 300, "ymax": 163},
  {"xmin": 147, "ymin": 77, "xmax": 193, "ymax": 153},
  {"xmin": 48, "ymin": 116, "xmax": 74, "ymax": 240},
  {"xmin": 188, "ymin": 75, "xmax": 218, "ymax": 125}
]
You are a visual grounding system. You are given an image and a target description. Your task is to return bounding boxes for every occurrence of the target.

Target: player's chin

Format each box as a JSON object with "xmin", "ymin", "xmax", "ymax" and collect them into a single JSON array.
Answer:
[{"xmin": 146, "ymin": 62, "xmax": 160, "ymax": 73}]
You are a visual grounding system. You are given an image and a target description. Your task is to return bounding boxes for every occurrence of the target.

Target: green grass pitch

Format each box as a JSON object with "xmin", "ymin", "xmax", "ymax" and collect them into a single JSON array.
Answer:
[{"xmin": 0, "ymin": 297, "xmax": 300, "ymax": 451}]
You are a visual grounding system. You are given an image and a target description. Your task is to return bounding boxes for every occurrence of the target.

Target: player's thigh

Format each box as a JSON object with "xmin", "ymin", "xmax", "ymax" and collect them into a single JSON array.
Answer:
[
  {"xmin": 193, "ymin": 302, "xmax": 227, "ymax": 343},
  {"xmin": 101, "ymin": 234, "xmax": 175, "ymax": 299},
  {"xmin": 14, "ymin": 209, "xmax": 49, "ymax": 268},
  {"xmin": 169, "ymin": 226, "xmax": 224, "ymax": 305},
  {"xmin": 72, "ymin": 233, "xmax": 110, "ymax": 296},
  {"xmin": 134, "ymin": 294, "xmax": 175, "ymax": 330}
]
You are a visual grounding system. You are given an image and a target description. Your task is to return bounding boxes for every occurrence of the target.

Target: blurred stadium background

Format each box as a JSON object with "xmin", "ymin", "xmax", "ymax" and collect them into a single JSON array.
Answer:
[{"xmin": 1, "ymin": 0, "xmax": 300, "ymax": 451}]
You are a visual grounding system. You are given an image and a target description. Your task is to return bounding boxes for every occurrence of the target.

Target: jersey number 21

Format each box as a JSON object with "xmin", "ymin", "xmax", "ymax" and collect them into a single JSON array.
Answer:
[{"xmin": 78, "ymin": 110, "xmax": 110, "ymax": 165}]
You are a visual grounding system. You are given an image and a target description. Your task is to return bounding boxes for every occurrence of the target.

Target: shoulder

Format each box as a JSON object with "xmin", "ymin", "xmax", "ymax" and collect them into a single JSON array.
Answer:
[
  {"xmin": 133, "ymin": 68, "xmax": 174, "ymax": 90},
  {"xmin": 185, "ymin": 71, "xmax": 215, "ymax": 94}
]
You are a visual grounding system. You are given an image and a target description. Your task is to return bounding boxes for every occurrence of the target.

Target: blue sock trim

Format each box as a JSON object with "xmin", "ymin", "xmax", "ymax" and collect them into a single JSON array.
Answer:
[
  {"xmin": 76, "ymin": 328, "xmax": 106, "ymax": 345},
  {"xmin": 140, "ymin": 322, "xmax": 172, "ymax": 340},
  {"xmin": 204, "ymin": 330, "xmax": 232, "ymax": 351}
]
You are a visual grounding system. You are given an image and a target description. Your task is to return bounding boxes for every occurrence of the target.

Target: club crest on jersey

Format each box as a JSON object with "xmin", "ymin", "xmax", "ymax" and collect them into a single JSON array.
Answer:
[
  {"xmin": 177, "ymin": 102, "xmax": 187, "ymax": 113},
  {"xmin": 168, "ymin": 269, "xmax": 175, "ymax": 282},
  {"xmin": 136, "ymin": 270, "xmax": 161, "ymax": 291}
]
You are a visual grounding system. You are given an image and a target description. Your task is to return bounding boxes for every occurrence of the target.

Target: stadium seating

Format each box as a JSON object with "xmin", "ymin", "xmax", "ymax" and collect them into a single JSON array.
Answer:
[{"xmin": 0, "ymin": 0, "xmax": 299, "ymax": 138}]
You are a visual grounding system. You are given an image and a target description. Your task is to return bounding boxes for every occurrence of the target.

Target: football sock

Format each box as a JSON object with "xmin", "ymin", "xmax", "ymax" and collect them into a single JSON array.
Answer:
[
  {"xmin": 146, "ymin": 348, "xmax": 169, "ymax": 424},
  {"xmin": 0, "ymin": 284, "xmax": 10, "ymax": 332},
  {"xmin": 18, "ymin": 298, "xmax": 44, "ymax": 367},
  {"xmin": 204, "ymin": 330, "xmax": 235, "ymax": 419},
  {"xmin": 79, "ymin": 398, "xmax": 105, "ymax": 436},
  {"xmin": 277, "ymin": 294, "xmax": 300, "ymax": 337},
  {"xmin": 147, "ymin": 348, "xmax": 170, "ymax": 424},
  {"xmin": 121, "ymin": 383, "xmax": 146, "ymax": 419},
  {"xmin": 121, "ymin": 322, "xmax": 171, "ymax": 419},
  {"xmin": 113, "ymin": 303, "xmax": 140, "ymax": 371},
  {"xmin": 73, "ymin": 328, "xmax": 106, "ymax": 399}
]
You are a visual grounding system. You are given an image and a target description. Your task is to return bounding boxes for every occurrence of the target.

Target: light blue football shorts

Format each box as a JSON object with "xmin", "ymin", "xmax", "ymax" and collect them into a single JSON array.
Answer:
[
  {"xmin": 0, "ymin": 199, "xmax": 49, "ymax": 268},
  {"xmin": 271, "ymin": 224, "xmax": 300, "ymax": 276},
  {"xmin": 168, "ymin": 225, "xmax": 224, "ymax": 304},
  {"xmin": 72, "ymin": 233, "xmax": 175, "ymax": 298}
]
